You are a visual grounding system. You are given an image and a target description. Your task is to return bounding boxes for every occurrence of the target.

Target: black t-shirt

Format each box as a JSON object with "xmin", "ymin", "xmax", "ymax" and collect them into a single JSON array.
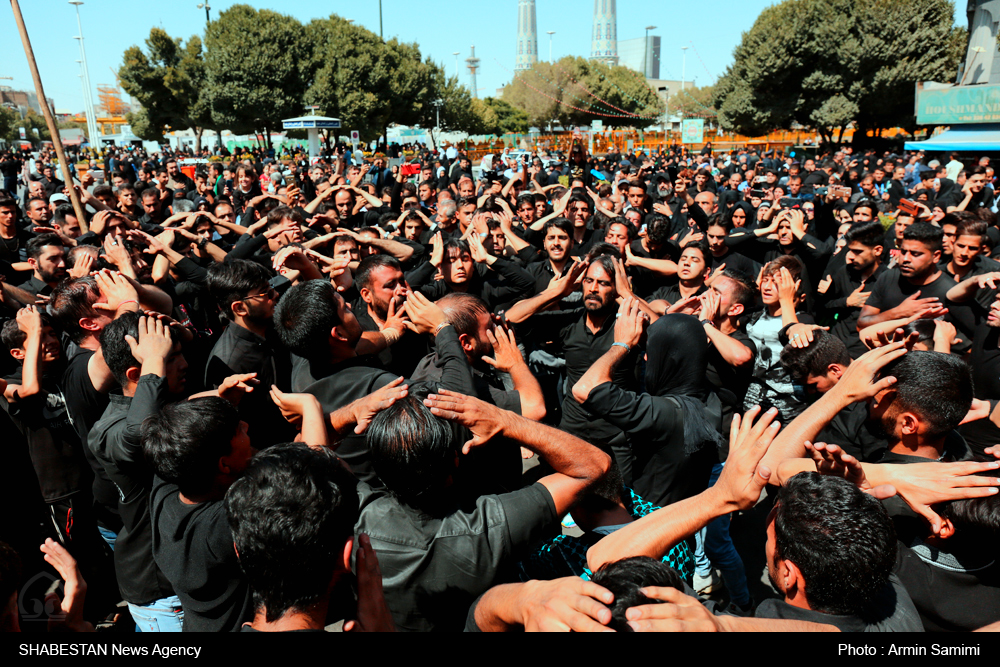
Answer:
[
  {"xmin": 866, "ymin": 268, "xmax": 973, "ymax": 343},
  {"xmin": 1, "ymin": 365, "xmax": 89, "ymax": 502},
  {"xmin": 61, "ymin": 349, "xmax": 118, "ymax": 524},
  {"xmin": 705, "ymin": 327, "xmax": 757, "ymax": 452},
  {"xmin": 150, "ymin": 477, "xmax": 253, "ymax": 632},
  {"xmin": 970, "ymin": 322, "xmax": 1000, "ymax": 401}
]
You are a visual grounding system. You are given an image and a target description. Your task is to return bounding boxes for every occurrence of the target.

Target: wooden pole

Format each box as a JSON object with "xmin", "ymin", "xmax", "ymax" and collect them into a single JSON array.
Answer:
[{"xmin": 10, "ymin": 0, "xmax": 89, "ymax": 232}]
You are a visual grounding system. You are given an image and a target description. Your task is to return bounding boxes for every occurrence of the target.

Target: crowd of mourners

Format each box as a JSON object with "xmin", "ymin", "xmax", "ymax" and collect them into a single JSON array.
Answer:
[{"xmin": 1, "ymin": 138, "xmax": 1000, "ymax": 634}]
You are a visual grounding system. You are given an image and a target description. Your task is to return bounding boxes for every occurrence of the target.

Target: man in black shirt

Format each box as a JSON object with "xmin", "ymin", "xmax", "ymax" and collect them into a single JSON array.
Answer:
[
  {"xmin": 859, "ymin": 223, "xmax": 960, "ymax": 337},
  {"xmin": 353, "ymin": 255, "xmax": 424, "ymax": 378},
  {"xmin": 818, "ymin": 220, "xmax": 885, "ymax": 358},
  {"xmin": 144, "ymin": 397, "xmax": 254, "ymax": 632},
  {"xmin": 355, "ymin": 387, "xmax": 610, "ymax": 631},
  {"xmin": 19, "ymin": 234, "xmax": 67, "ymax": 300},
  {"xmin": 276, "ymin": 280, "xmax": 473, "ymax": 486},
  {"xmin": 205, "ymin": 260, "xmax": 295, "ymax": 445}
]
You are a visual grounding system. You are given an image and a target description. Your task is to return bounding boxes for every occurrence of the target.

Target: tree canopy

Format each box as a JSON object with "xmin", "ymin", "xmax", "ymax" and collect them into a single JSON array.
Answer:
[
  {"xmin": 118, "ymin": 28, "xmax": 214, "ymax": 151},
  {"xmin": 502, "ymin": 57, "xmax": 664, "ymax": 129},
  {"xmin": 713, "ymin": 0, "xmax": 966, "ymax": 143}
]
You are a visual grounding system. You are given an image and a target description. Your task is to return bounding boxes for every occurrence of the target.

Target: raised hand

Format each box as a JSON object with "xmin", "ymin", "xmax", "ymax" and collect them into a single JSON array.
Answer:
[
  {"xmin": 614, "ymin": 297, "xmax": 647, "ymax": 348},
  {"xmin": 804, "ymin": 441, "xmax": 894, "ymax": 499},
  {"xmin": 218, "ymin": 372, "xmax": 259, "ymax": 404},
  {"xmin": 482, "ymin": 326, "xmax": 525, "ymax": 373},
  {"xmin": 351, "ymin": 377, "xmax": 409, "ymax": 434},
  {"xmin": 123, "ymin": 315, "xmax": 173, "ymax": 366},
  {"xmin": 343, "ymin": 534, "xmax": 396, "ymax": 632},
  {"xmin": 403, "ymin": 291, "xmax": 447, "ymax": 335},
  {"xmin": 41, "ymin": 538, "xmax": 93, "ymax": 633},
  {"xmin": 423, "ymin": 388, "xmax": 509, "ymax": 454},
  {"xmin": 712, "ymin": 405, "xmax": 781, "ymax": 511},
  {"xmin": 93, "ymin": 269, "xmax": 139, "ymax": 313}
]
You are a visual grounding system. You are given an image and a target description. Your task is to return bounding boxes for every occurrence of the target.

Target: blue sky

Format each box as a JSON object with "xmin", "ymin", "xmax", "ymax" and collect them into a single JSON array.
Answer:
[{"xmin": 0, "ymin": 0, "xmax": 967, "ymax": 115}]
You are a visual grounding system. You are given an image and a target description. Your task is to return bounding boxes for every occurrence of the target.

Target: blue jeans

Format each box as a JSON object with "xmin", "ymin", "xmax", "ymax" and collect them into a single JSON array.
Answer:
[
  {"xmin": 129, "ymin": 595, "xmax": 183, "ymax": 632},
  {"xmin": 697, "ymin": 462, "xmax": 750, "ymax": 606}
]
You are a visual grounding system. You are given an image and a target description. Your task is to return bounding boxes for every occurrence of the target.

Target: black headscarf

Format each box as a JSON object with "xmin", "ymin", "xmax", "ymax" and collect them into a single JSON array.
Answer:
[{"xmin": 644, "ymin": 314, "xmax": 725, "ymax": 455}]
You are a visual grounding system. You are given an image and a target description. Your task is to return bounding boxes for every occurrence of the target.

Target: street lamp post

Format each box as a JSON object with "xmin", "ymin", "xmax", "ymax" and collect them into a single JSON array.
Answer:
[
  {"xmin": 453, "ymin": 52, "xmax": 460, "ymax": 79},
  {"xmin": 643, "ymin": 26, "xmax": 656, "ymax": 79},
  {"xmin": 68, "ymin": 2, "xmax": 99, "ymax": 149},
  {"xmin": 681, "ymin": 46, "xmax": 689, "ymax": 93},
  {"xmin": 196, "ymin": 2, "xmax": 211, "ymax": 24},
  {"xmin": 547, "ymin": 31, "xmax": 555, "ymax": 62}
]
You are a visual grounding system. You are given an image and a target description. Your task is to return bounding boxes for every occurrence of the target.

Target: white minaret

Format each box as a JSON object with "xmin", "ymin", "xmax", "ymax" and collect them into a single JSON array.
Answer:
[
  {"xmin": 515, "ymin": 0, "xmax": 538, "ymax": 71},
  {"xmin": 466, "ymin": 45, "xmax": 481, "ymax": 99},
  {"xmin": 590, "ymin": 0, "xmax": 618, "ymax": 65}
]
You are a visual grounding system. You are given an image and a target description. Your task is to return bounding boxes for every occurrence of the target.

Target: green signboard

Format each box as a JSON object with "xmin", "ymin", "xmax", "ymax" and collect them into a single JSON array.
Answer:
[
  {"xmin": 681, "ymin": 119, "xmax": 705, "ymax": 144},
  {"xmin": 916, "ymin": 83, "xmax": 1000, "ymax": 125}
]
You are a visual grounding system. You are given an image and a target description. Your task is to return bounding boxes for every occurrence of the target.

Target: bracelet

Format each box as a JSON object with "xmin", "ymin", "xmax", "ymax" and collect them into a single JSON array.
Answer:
[
  {"xmin": 117, "ymin": 300, "xmax": 138, "ymax": 310},
  {"xmin": 611, "ymin": 342, "xmax": 631, "ymax": 354},
  {"xmin": 433, "ymin": 322, "xmax": 452, "ymax": 336},
  {"xmin": 700, "ymin": 319, "xmax": 714, "ymax": 328},
  {"xmin": 381, "ymin": 327, "xmax": 402, "ymax": 346}
]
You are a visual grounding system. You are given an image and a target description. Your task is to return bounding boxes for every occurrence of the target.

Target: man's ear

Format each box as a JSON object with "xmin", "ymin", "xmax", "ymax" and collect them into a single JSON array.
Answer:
[
  {"xmin": 727, "ymin": 302, "xmax": 745, "ymax": 318},
  {"xmin": 358, "ymin": 287, "xmax": 372, "ymax": 305},
  {"xmin": 78, "ymin": 316, "xmax": 102, "ymax": 334},
  {"xmin": 457, "ymin": 332, "xmax": 475, "ymax": 353},
  {"xmin": 124, "ymin": 366, "xmax": 142, "ymax": 385},
  {"xmin": 874, "ymin": 244, "xmax": 884, "ymax": 258},
  {"xmin": 10, "ymin": 348, "xmax": 24, "ymax": 362},
  {"xmin": 899, "ymin": 411, "xmax": 921, "ymax": 437},
  {"xmin": 829, "ymin": 364, "xmax": 846, "ymax": 381},
  {"xmin": 330, "ymin": 326, "xmax": 348, "ymax": 344},
  {"xmin": 231, "ymin": 300, "xmax": 249, "ymax": 319},
  {"xmin": 26, "ymin": 258, "xmax": 38, "ymax": 271}
]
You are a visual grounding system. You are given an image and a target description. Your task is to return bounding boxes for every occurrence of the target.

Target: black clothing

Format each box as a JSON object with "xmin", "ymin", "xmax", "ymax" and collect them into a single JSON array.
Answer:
[
  {"xmin": 354, "ymin": 480, "xmax": 558, "ymax": 632},
  {"xmin": 88, "ymin": 375, "xmax": 174, "ymax": 605},
  {"xmin": 821, "ymin": 262, "xmax": 886, "ymax": 358},
  {"xmin": 894, "ymin": 539, "xmax": 1000, "ymax": 632},
  {"xmin": 582, "ymin": 316, "xmax": 722, "ymax": 506},
  {"xmin": 204, "ymin": 322, "xmax": 296, "ymax": 446},
  {"xmin": 817, "ymin": 400, "xmax": 887, "ymax": 463},
  {"xmin": 150, "ymin": 478, "xmax": 253, "ymax": 632},
  {"xmin": 407, "ymin": 258, "xmax": 535, "ymax": 313},
  {"xmin": 291, "ymin": 326, "xmax": 473, "ymax": 486},
  {"xmin": 17, "ymin": 275, "xmax": 53, "ymax": 299},
  {"xmin": 515, "ymin": 307, "xmax": 638, "ymax": 446},
  {"xmin": 353, "ymin": 300, "xmax": 429, "ymax": 379},
  {"xmin": 704, "ymin": 326, "xmax": 757, "ymax": 453},
  {"xmin": 866, "ymin": 269, "xmax": 972, "ymax": 344}
]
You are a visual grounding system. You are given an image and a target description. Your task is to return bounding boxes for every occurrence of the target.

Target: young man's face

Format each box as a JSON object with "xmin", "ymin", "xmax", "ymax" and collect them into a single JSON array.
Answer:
[
  {"xmin": 604, "ymin": 223, "xmax": 629, "ymax": 255},
  {"xmin": 952, "ymin": 234, "xmax": 983, "ymax": 268},
  {"xmin": 845, "ymin": 241, "xmax": 879, "ymax": 273},
  {"xmin": 568, "ymin": 201, "xmax": 591, "ymax": 227},
  {"xmin": 627, "ymin": 187, "xmax": 646, "ymax": 209},
  {"xmin": 898, "ymin": 239, "xmax": 940, "ymax": 280},
  {"xmin": 32, "ymin": 245, "xmax": 67, "ymax": 285},
  {"xmin": 361, "ymin": 265, "xmax": 408, "ymax": 321},
  {"xmin": 164, "ymin": 342, "xmax": 189, "ymax": 395},
  {"xmin": 941, "ymin": 224, "xmax": 957, "ymax": 255},
  {"xmin": 55, "ymin": 215, "xmax": 82, "ymax": 240},
  {"xmin": 543, "ymin": 227, "xmax": 571, "ymax": 262},
  {"xmin": 333, "ymin": 239, "xmax": 359, "ymax": 263},
  {"xmin": 677, "ymin": 247, "xmax": 708, "ymax": 282},
  {"xmin": 13, "ymin": 323, "xmax": 61, "ymax": 364},
  {"xmin": 403, "ymin": 218, "xmax": 424, "ymax": 241},
  {"xmin": 442, "ymin": 247, "xmax": 474, "ymax": 285},
  {"xmin": 517, "ymin": 201, "xmax": 537, "ymax": 224}
]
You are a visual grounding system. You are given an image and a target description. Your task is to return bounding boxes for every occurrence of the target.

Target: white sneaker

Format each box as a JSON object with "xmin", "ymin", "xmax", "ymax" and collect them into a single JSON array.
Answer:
[{"xmin": 694, "ymin": 570, "xmax": 721, "ymax": 595}]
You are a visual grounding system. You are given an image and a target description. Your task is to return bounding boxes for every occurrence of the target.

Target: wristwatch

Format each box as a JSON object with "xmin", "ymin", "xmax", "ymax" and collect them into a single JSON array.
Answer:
[{"xmin": 699, "ymin": 319, "xmax": 714, "ymax": 328}]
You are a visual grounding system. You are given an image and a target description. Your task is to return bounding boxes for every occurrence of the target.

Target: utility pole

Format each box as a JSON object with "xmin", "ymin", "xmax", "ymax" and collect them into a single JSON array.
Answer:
[{"xmin": 197, "ymin": 2, "xmax": 210, "ymax": 24}]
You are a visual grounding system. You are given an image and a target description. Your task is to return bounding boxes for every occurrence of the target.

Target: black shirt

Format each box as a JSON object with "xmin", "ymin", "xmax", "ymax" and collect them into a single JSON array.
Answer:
[
  {"xmin": 354, "ymin": 481, "xmax": 558, "ymax": 632},
  {"xmin": 821, "ymin": 262, "xmax": 886, "ymax": 359},
  {"xmin": 515, "ymin": 307, "xmax": 639, "ymax": 446},
  {"xmin": 150, "ymin": 477, "xmax": 253, "ymax": 632},
  {"xmin": 352, "ymin": 300, "xmax": 429, "ymax": 379}
]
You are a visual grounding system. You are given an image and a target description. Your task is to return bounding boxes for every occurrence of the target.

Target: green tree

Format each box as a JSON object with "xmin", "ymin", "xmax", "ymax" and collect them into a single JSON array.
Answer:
[
  {"xmin": 473, "ymin": 98, "xmax": 530, "ymax": 136},
  {"xmin": 118, "ymin": 28, "xmax": 215, "ymax": 152},
  {"xmin": 714, "ymin": 0, "xmax": 965, "ymax": 144},
  {"xmin": 203, "ymin": 4, "xmax": 310, "ymax": 149},
  {"xmin": 672, "ymin": 84, "xmax": 717, "ymax": 122},
  {"xmin": 502, "ymin": 56, "xmax": 663, "ymax": 129}
]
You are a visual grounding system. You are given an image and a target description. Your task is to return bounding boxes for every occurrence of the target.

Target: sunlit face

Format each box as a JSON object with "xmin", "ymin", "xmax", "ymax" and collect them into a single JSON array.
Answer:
[
  {"xmin": 952, "ymin": 234, "xmax": 983, "ymax": 268},
  {"xmin": 403, "ymin": 218, "xmax": 424, "ymax": 241},
  {"xmin": 677, "ymin": 246, "xmax": 709, "ymax": 282},
  {"xmin": 941, "ymin": 223, "xmax": 957, "ymax": 255},
  {"xmin": 731, "ymin": 208, "xmax": 747, "ymax": 228},
  {"xmin": 333, "ymin": 239, "xmax": 359, "ymax": 263},
  {"xmin": 568, "ymin": 201, "xmax": 591, "ymax": 227},
  {"xmin": 898, "ymin": 239, "xmax": 939, "ymax": 279},
  {"xmin": 31, "ymin": 244, "xmax": 67, "ymax": 285},
  {"xmin": 544, "ymin": 227, "xmax": 571, "ymax": 262},
  {"xmin": 845, "ymin": 241, "xmax": 878, "ymax": 273},
  {"xmin": 442, "ymin": 247, "xmax": 474, "ymax": 284},
  {"xmin": 706, "ymin": 224, "xmax": 728, "ymax": 256},
  {"xmin": 627, "ymin": 187, "xmax": 646, "ymax": 209},
  {"xmin": 518, "ymin": 201, "xmax": 537, "ymax": 224},
  {"xmin": 335, "ymin": 190, "xmax": 354, "ymax": 219},
  {"xmin": 604, "ymin": 222, "xmax": 630, "ymax": 255},
  {"xmin": 581, "ymin": 263, "xmax": 616, "ymax": 312},
  {"xmin": 362, "ymin": 265, "xmax": 408, "ymax": 320}
]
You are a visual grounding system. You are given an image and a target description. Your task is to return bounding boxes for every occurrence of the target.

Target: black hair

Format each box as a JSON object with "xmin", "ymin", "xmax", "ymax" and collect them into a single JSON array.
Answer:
[
  {"xmin": 843, "ymin": 220, "xmax": 885, "ymax": 249},
  {"xmin": 934, "ymin": 471, "xmax": 1000, "ymax": 552},
  {"xmin": 585, "ymin": 242, "xmax": 622, "ymax": 262},
  {"xmin": 436, "ymin": 293, "xmax": 489, "ymax": 338},
  {"xmin": 26, "ymin": 233, "xmax": 63, "ymax": 261},
  {"xmin": 367, "ymin": 392, "xmax": 456, "ymax": 510},
  {"xmin": 902, "ymin": 221, "xmax": 943, "ymax": 253},
  {"xmin": 355, "ymin": 255, "xmax": 403, "ymax": 291},
  {"xmin": 141, "ymin": 187, "xmax": 159, "ymax": 201},
  {"xmin": 775, "ymin": 472, "xmax": 896, "ymax": 616},
  {"xmin": 717, "ymin": 268, "xmax": 757, "ymax": 310},
  {"xmin": 99, "ymin": 310, "xmax": 142, "ymax": 386},
  {"xmin": 225, "ymin": 443, "xmax": 359, "ymax": 623},
  {"xmin": 680, "ymin": 239, "xmax": 711, "ymax": 264},
  {"xmin": 646, "ymin": 215, "xmax": 671, "ymax": 248},
  {"xmin": 543, "ymin": 217, "xmax": 574, "ymax": 241},
  {"xmin": 265, "ymin": 205, "xmax": 304, "ymax": 231},
  {"xmin": 589, "ymin": 557, "xmax": 684, "ymax": 632},
  {"xmin": 48, "ymin": 276, "xmax": 100, "ymax": 344},
  {"xmin": 442, "ymin": 238, "xmax": 471, "ymax": 259},
  {"xmin": 207, "ymin": 259, "xmax": 274, "ymax": 319},
  {"xmin": 878, "ymin": 351, "xmax": 973, "ymax": 438},
  {"xmin": 93, "ymin": 184, "xmax": 114, "ymax": 200},
  {"xmin": 143, "ymin": 398, "xmax": 240, "ymax": 497},
  {"xmin": 897, "ymin": 319, "xmax": 936, "ymax": 347},
  {"xmin": 779, "ymin": 331, "xmax": 851, "ymax": 385},
  {"xmin": 273, "ymin": 279, "xmax": 341, "ymax": 359}
]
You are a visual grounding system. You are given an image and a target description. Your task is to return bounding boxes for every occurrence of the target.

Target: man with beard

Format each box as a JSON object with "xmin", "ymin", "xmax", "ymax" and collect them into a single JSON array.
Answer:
[
  {"xmin": 353, "ymin": 255, "xmax": 425, "ymax": 378},
  {"xmin": 507, "ymin": 256, "xmax": 639, "ymax": 452},
  {"xmin": 526, "ymin": 219, "xmax": 579, "ymax": 300},
  {"xmin": 19, "ymin": 234, "xmax": 66, "ymax": 299},
  {"xmin": 205, "ymin": 260, "xmax": 295, "ymax": 444},
  {"xmin": 276, "ymin": 279, "xmax": 474, "ymax": 487},
  {"xmin": 858, "ymin": 223, "xmax": 960, "ymax": 337},
  {"xmin": 818, "ymin": 220, "xmax": 885, "ymax": 358},
  {"xmin": 333, "ymin": 185, "xmax": 386, "ymax": 229}
]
